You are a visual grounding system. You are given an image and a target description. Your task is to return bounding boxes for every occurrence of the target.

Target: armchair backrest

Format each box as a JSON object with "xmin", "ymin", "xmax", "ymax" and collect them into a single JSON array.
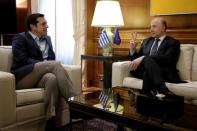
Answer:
[
  {"xmin": 0, "ymin": 46, "xmax": 13, "ymax": 72},
  {"xmin": 176, "ymin": 44, "xmax": 197, "ymax": 81}
]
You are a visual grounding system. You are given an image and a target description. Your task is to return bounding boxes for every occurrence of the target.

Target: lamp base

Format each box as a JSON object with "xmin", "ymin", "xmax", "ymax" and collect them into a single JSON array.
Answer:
[{"xmin": 103, "ymin": 44, "xmax": 113, "ymax": 56}]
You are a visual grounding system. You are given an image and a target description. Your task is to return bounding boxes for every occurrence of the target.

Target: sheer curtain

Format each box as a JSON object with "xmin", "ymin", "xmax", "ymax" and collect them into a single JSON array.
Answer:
[
  {"xmin": 72, "ymin": 0, "xmax": 87, "ymax": 88},
  {"xmin": 31, "ymin": 0, "xmax": 39, "ymax": 13},
  {"xmin": 31, "ymin": 0, "xmax": 86, "ymax": 65},
  {"xmin": 72, "ymin": 0, "xmax": 87, "ymax": 65},
  {"xmin": 37, "ymin": 0, "xmax": 74, "ymax": 64}
]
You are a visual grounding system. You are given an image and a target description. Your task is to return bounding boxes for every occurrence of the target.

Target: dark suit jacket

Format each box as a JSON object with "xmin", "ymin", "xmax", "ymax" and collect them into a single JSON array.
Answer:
[
  {"xmin": 130, "ymin": 36, "xmax": 181, "ymax": 83},
  {"xmin": 11, "ymin": 32, "xmax": 55, "ymax": 80}
]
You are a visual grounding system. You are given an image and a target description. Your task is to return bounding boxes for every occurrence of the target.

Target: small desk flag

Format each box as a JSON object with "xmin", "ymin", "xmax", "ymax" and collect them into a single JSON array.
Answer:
[
  {"xmin": 99, "ymin": 29, "xmax": 110, "ymax": 48},
  {"xmin": 113, "ymin": 27, "xmax": 121, "ymax": 45}
]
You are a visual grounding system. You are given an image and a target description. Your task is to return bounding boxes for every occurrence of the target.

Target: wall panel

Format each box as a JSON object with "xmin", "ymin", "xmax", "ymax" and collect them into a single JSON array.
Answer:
[{"xmin": 86, "ymin": 0, "xmax": 197, "ymax": 88}]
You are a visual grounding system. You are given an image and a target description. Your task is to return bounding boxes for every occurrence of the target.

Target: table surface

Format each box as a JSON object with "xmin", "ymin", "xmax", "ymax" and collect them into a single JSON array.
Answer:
[
  {"xmin": 81, "ymin": 54, "xmax": 130, "ymax": 61},
  {"xmin": 68, "ymin": 90, "xmax": 190, "ymax": 131}
]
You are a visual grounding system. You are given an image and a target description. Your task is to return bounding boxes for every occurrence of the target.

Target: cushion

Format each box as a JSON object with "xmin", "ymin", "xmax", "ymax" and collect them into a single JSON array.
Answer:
[
  {"xmin": 176, "ymin": 44, "xmax": 194, "ymax": 80},
  {"xmin": 16, "ymin": 88, "xmax": 44, "ymax": 106},
  {"xmin": 112, "ymin": 61, "xmax": 130, "ymax": 87},
  {"xmin": 123, "ymin": 77, "xmax": 197, "ymax": 99},
  {"xmin": 166, "ymin": 81, "xmax": 197, "ymax": 99},
  {"xmin": 0, "ymin": 46, "xmax": 12, "ymax": 72},
  {"xmin": 191, "ymin": 45, "xmax": 197, "ymax": 81},
  {"xmin": 123, "ymin": 77, "xmax": 143, "ymax": 90},
  {"xmin": 17, "ymin": 103, "xmax": 45, "ymax": 122}
]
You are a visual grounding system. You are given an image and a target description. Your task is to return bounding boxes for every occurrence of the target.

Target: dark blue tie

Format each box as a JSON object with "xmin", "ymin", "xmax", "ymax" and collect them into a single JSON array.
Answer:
[{"xmin": 150, "ymin": 38, "xmax": 160, "ymax": 55}]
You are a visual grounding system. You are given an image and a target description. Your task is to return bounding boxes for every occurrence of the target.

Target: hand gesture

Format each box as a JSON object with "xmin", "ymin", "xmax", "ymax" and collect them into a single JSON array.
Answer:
[{"xmin": 130, "ymin": 32, "xmax": 138, "ymax": 51}]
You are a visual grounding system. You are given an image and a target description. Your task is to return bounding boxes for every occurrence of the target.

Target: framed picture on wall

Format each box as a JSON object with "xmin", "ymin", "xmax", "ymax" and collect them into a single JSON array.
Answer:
[{"xmin": 150, "ymin": 0, "xmax": 197, "ymax": 16}]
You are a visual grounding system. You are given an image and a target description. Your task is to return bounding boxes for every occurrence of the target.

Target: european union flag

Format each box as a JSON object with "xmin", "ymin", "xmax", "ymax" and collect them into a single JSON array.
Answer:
[
  {"xmin": 99, "ymin": 29, "xmax": 110, "ymax": 47},
  {"xmin": 113, "ymin": 27, "xmax": 121, "ymax": 45}
]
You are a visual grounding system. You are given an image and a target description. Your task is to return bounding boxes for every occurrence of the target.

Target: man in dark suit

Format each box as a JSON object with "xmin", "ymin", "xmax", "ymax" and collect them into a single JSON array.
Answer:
[
  {"xmin": 11, "ymin": 13, "xmax": 76, "ymax": 130},
  {"xmin": 129, "ymin": 17, "xmax": 181, "ymax": 97}
]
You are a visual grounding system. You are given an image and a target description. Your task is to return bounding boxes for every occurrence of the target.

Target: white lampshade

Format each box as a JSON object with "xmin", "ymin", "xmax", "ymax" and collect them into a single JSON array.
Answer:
[{"xmin": 91, "ymin": 0, "xmax": 124, "ymax": 27}]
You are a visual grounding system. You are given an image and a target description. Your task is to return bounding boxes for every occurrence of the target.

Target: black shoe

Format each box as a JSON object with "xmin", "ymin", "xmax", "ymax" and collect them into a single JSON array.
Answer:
[
  {"xmin": 45, "ymin": 117, "xmax": 56, "ymax": 131},
  {"xmin": 158, "ymin": 85, "xmax": 174, "ymax": 96},
  {"xmin": 146, "ymin": 90, "xmax": 157, "ymax": 98}
]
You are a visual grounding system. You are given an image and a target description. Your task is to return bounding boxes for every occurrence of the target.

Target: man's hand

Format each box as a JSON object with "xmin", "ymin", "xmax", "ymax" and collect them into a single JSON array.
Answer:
[
  {"xmin": 129, "ymin": 56, "xmax": 144, "ymax": 71},
  {"xmin": 130, "ymin": 32, "xmax": 138, "ymax": 53}
]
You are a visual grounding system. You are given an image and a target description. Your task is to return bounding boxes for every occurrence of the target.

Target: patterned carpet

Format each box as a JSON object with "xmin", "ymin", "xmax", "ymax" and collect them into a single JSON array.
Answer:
[{"xmin": 64, "ymin": 118, "xmax": 118, "ymax": 131}]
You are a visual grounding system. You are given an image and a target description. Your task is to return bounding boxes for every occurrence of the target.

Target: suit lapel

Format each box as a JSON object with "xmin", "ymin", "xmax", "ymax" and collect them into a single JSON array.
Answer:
[
  {"xmin": 143, "ymin": 37, "xmax": 154, "ymax": 55},
  {"xmin": 45, "ymin": 37, "xmax": 51, "ymax": 49},
  {"xmin": 25, "ymin": 32, "xmax": 42, "ymax": 56},
  {"xmin": 157, "ymin": 36, "xmax": 168, "ymax": 54}
]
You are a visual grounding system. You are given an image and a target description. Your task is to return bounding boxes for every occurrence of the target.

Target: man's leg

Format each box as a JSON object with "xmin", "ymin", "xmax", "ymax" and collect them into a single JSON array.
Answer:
[
  {"xmin": 16, "ymin": 61, "xmax": 76, "ymax": 99},
  {"xmin": 130, "ymin": 57, "xmax": 163, "ymax": 93},
  {"xmin": 36, "ymin": 73, "xmax": 58, "ymax": 130},
  {"xmin": 37, "ymin": 73, "xmax": 59, "ymax": 119},
  {"xmin": 142, "ymin": 71, "xmax": 155, "ymax": 92},
  {"xmin": 142, "ymin": 56, "xmax": 164, "ymax": 86},
  {"xmin": 130, "ymin": 63, "xmax": 153, "ymax": 92},
  {"xmin": 142, "ymin": 56, "xmax": 173, "ymax": 95},
  {"xmin": 130, "ymin": 64, "xmax": 156, "ymax": 96}
]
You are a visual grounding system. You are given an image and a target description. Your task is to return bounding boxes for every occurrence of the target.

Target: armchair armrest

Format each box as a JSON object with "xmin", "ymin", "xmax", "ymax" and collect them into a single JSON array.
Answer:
[
  {"xmin": 112, "ymin": 61, "xmax": 131, "ymax": 87},
  {"xmin": 61, "ymin": 64, "xmax": 81, "ymax": 95},
  {"xmin": 0, "ymin": 71, "xmax": 16, "ymax": 127}
]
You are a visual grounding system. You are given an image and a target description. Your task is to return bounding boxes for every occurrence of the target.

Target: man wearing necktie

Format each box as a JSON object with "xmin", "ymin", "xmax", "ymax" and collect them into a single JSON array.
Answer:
[{"xmin": 129, "ymin": 17, "xmax": 182, "ymax": 97}]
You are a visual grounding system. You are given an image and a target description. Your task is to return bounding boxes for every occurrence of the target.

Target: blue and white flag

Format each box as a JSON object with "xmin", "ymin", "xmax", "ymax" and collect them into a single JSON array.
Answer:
[
  {"xmin": 113, "ymin": 27, "xmax": 121, "ymax": 45},
  {"xmin": 99, "ymin": 29, "xmax": 110, "ymax": 47}
]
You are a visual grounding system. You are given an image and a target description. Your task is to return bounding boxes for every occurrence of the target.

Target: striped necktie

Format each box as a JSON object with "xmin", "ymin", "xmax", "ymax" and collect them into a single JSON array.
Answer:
[{"xmin": 150, "ymin": 38, "xmax": 160, "ymax": 55}]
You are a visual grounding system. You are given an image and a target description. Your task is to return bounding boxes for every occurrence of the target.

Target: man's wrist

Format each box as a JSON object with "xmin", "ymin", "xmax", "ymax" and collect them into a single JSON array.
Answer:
[
  {"xmin": 130, "ymin": 48, "xmax": 136, "ymax": 55},
  {"xmin": 141, "ymin": 56, "xmax": 145, "ymax": 59}
]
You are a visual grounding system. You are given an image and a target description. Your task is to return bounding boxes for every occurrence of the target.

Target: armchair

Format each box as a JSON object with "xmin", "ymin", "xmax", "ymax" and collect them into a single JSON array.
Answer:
[
  {"xmin": 112, "ymin": 44, "xmax": 197, "ymax": 129},
  {"xmin": 0, "ymin": 46, "xmax": 81, "ymax": 131},
  {"xmin": 112, "ymin": 44, "xmax": 197, "ymax": 103}
]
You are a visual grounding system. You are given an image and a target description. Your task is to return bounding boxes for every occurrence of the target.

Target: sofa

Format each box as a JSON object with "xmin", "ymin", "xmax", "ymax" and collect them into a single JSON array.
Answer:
[
  {"xmin": 112, "ymin": 44, "xmax": 197, "ymax": 104},
  {"xmin": 0, "ymin": 46, "xmax": 81, "ymax": 131},
  {"xmin": 112, "ymin": 44, "xmax": 197, "ymax": 129}
]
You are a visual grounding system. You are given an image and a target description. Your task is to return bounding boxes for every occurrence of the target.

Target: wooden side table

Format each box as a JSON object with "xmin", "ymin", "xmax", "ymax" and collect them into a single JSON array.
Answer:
[{"xmin": 81, "ymin": 55, "xmax": 130, "ymax": 89}]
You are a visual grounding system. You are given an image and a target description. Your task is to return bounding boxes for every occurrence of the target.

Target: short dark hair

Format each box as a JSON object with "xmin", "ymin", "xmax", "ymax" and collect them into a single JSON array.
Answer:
[{"xmin": 25, "ymin": 13, "xmax": 44, "ymax": 31}]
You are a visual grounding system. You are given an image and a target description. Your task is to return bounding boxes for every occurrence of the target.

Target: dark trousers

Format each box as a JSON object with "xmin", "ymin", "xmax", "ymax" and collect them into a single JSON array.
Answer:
[{"xmin": 130, "ymin": 56, "xmax": 164, "ymax": 92}]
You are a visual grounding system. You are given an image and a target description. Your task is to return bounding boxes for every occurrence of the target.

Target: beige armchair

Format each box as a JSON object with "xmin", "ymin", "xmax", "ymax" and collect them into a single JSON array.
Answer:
[
  {"xmin": 112, "ymin": 44, "xmax": 197, "ymax": 104},
  {"xmin": 0, "ymin": 46, "xmax": 81, "ymax": 131}
]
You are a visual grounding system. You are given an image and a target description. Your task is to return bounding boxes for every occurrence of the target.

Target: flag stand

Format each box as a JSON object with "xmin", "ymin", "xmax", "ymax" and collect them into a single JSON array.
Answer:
[
  {"xmin": 103, "ymin": 44, "xmax": 113, "ymax": 56},
  {"xmin": 102, "ymin": 27, "xmax": 114, "ymax": 56}
]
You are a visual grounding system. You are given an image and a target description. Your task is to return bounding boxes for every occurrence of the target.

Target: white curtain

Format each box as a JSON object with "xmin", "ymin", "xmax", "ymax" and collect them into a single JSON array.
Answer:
[
  {"xmin": 72, "ymin": 0, "xmax": 87, "ymax": 88},
  {"xmin": 72, "ymin": 0, "xmax": 87, "ymax": 65},
  {"xmin": 36, "ymin": 0, "xmax": 74, "ymax": 64},
  {"xmin": 31, "ymin": 0, "xmax": 86, "ymax": 65},
  {"xmin": 31, "ymin": 0, "xmax": 39, "ymax": 13}
]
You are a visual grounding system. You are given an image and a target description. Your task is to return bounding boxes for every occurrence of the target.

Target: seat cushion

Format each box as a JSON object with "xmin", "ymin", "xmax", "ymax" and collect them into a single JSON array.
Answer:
[
  {"xmin": 166, "ymin": 81, "xmax": 197, "ymax": 99},
  {"xmin": 17, "ymin": 103, "xmax": 45, "ymax": 122},
  {"xmin": 16, "ymin": 88, "xmax": 45, "ymax": 106},
  {"xmin": 123, "ymin": 77, "xmax": 197, "ymax": 100},
  {"xmin": 123, "ymin": 77, "xmax": 143, "ymax": 90}
]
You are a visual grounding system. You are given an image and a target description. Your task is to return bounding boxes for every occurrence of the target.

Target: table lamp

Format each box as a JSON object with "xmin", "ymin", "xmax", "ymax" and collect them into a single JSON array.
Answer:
[{"xmin": 91, "ymin": 0, "xmax": 124, "ymax": 56}]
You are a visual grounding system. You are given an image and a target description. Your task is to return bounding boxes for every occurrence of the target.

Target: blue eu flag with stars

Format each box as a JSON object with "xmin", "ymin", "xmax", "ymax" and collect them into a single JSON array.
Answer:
[{"xmin": 113, "ymin": 27, "xmax": 121, "ymax": 45}]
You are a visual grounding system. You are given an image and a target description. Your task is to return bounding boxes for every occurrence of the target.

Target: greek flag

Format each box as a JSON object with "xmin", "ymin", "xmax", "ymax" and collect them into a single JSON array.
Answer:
[
  {"xmin": 99, "ymin": 88, "xmax": 111, "ymax": 109},
  {"xmin": 113, "ymin": 27, "xmax": 121, "ymax": 45},
  {"xmin": 99, "ymin": 29, "xmax": 110, "ymax": 47}
]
